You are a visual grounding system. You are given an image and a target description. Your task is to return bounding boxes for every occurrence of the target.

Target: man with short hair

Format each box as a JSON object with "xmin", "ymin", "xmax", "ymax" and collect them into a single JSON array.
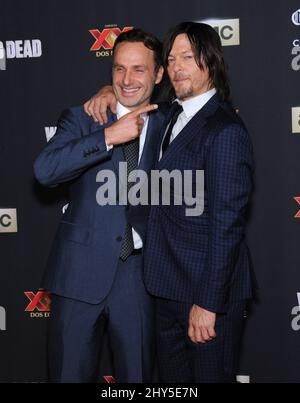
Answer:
[{"xmin": 34, "ymin": 29, "xmax": 164, "ymax": 383}]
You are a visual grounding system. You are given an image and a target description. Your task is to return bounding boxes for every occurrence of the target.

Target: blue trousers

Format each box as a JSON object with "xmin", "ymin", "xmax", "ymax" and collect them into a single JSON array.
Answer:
[
  {"xmin": 47, "ymin": 254, "xmax": 155, "ymax": 383},
  {"xmin": 155, "ymin": 298, "xmax": 246, "ymax": 383}
]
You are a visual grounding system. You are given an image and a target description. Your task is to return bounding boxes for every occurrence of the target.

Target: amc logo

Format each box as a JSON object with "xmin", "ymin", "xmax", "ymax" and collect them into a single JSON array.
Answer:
[
  {"xmin": 0, "ymin": 41, "xmax": 6, "ymax": 71},
  {"xmin": 24, "ymin": 291, "xmax": 51, "ymax": 318},
  {"xmin": 89, "ymin": 26, "xmax": 133, "ymax": 57},
  {"xmin": 201, "ymin": 18, "xmax": 240, "ymax": 46},
  {"xmin": 0, "ymin": 306, "xmax": 6, "ymax": 331},
  {"xmin": 292, "ymin": 107, "xmax": 300, "ymax": 134},
  {"xmin": 0, "ymin": 209, "xmax": 18, "ymax": 233}
]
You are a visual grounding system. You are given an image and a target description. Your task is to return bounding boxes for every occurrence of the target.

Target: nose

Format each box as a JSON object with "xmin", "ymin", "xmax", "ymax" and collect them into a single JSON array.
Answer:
[
  {"xmin": 122, "ymin": 70, "xmax": 133, "ymax": 86},
  {"xmin": 170, "ymin": 58, "xmax": 182, "ymax": 74}
]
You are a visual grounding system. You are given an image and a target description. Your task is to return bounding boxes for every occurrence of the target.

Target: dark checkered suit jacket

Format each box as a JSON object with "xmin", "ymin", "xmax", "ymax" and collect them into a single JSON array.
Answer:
[{"xmin": 144, "ymin": 94, "xmax": 255, "ymax": 313}]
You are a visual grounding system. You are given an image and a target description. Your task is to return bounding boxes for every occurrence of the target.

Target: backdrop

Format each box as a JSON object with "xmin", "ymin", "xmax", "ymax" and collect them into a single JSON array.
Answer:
[{"xmin": 0, "ymin": 0, "xmax": 300, "ymax": 383}]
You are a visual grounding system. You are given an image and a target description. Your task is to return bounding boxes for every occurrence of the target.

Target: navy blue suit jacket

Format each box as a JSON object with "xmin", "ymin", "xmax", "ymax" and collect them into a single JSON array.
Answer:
[
  {"xmin": 34, "ymin": 105, "xmax": 165, "ymax": 304},
  {"xmin": 144, "ymin": 95, "xmax": 255, "ymax": 313}
]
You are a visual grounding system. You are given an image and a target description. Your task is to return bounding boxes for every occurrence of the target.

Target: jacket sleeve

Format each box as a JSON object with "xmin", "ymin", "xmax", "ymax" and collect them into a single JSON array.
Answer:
[
  {"xmin": 34, "ymin": 108, "xmax": 112, "ymax": 187},
  {"xmin": 195, "ymin": 123, "xmax": 254, "ymax": 313}
]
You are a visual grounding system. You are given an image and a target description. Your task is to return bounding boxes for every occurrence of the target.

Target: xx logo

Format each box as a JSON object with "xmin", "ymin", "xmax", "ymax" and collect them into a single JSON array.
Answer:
[
  {"xmin": 103, "ymin": 376, "xmax": 116, "ymax": 383},
  {"xmin": 24, "ymin": 291, "xmax": 51, "ymax": 312},
  {"xmin": 89, "ymin": 27, "xmax": 133, "ymax": 51},
  {"xmin": 294, "ymin": 197, "xmax": 300, "ymax": 218}
]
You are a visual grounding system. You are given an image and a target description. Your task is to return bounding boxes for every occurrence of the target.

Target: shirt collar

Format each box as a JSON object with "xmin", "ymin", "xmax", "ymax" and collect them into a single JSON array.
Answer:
[
  {"xmin": 176, "ymin": 88, "xmax": 217, "ymax": 119},
  {"xmin": 116, "ymin": 101, "xmax": 148, "ymax": 120},
  {"xmin": 116, "ymin": 102, "xmax": 131, "ymax": 119}
]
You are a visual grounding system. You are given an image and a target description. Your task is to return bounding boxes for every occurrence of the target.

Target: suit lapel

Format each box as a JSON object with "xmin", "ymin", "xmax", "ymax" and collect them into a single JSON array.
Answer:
[
  {"xmin": 92, "ymin": 111, "xmax": 126, "ymax": 187},
  {"xmin": 139, "ymin": 110, "xmax": 165, "ymax": 173},
  {"xmin": 158, "ymin": 94, "xmax": 220, "ymax": 168},
  {"xmin": 108, "ymin": 114, "xmax": 126, "ymax": 175},
  {"xmin": 90, "ymin": 110, "xmax": 125, "ymax": 176},
  {"xmin": 109, "ymin": 109, "xmax": 164, "ymax": 187}
]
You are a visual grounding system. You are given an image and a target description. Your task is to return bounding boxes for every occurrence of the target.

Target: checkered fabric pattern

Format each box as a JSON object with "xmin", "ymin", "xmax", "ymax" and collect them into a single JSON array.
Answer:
[
  {"xmin": 120, "ymin": 138, "xmax": 140, "ymax": 261},
  {"xmin": 144, "ymin": 95, "xmax": 255, "ymax": 314}
]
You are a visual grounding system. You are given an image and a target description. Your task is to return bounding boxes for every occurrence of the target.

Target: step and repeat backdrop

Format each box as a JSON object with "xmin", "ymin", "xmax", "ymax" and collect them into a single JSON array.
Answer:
[{"xmin": 0, "ymin": 0, "xmax": 300, "ymax": 383}]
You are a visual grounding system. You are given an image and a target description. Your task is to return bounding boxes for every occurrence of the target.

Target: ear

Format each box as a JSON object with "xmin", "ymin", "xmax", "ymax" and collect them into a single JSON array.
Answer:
[{"xmin": 155, "ymin": 66, "xmax": 164, "ymax": 85}]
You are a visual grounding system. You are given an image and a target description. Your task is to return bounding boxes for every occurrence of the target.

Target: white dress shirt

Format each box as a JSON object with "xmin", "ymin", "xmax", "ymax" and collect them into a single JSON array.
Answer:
[
  {"xmin": 108, "ymin": 102, "xmax": 149, "ymax": 249},
  {"xmin": 159, "ymin": 88, "xmax": 216, "ymax": 159}
]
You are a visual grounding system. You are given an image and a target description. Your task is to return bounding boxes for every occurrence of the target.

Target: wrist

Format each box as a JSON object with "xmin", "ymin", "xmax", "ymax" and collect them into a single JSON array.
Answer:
[{"xmin": 104, "ymin": 127, "xmax": 114, "ymax": 146}]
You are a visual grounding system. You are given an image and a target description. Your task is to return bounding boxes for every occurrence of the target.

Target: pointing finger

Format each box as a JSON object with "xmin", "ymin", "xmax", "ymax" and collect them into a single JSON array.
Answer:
[{"xmin": 131, "ymin": 103, "xmax": 158, "ymax": 118}]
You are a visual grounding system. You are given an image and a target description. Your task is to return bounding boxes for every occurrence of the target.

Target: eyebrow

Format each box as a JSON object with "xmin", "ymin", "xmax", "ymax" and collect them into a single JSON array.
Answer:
[
  {"xmin": 168, "ymin": 50, "xmax": 193, "ymax": 57},
  {"xmin": 113, "ymin": 63, "xmax": 148, "ymax": 69}
]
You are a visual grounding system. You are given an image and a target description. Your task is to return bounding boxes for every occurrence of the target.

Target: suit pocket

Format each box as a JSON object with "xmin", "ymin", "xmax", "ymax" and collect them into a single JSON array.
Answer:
[{"xmin": 58, "ymin": 221, "xmax": 91, "ymax": 245}]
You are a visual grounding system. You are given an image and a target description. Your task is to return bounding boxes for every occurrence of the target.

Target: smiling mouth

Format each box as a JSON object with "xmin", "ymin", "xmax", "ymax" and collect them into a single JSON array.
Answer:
[{"xmin": 121, "ymin": 87, "xmax": 140, "ymax": 95}]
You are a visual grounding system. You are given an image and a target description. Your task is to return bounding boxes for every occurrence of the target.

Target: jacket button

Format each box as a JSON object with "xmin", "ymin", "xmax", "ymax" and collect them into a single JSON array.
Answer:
[{"xmin": 116, "ymin": 236, "xmax": 122, "ymax": 242}]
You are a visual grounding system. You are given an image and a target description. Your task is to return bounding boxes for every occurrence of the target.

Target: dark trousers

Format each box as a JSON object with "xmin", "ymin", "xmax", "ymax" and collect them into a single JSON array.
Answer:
[
  {"xmin": 47, "ymin": 254, "xmax": 155, "ymax": 383},
  {"xmin": 155, "ymin": 298, "xmax": 246, "ymax": 383}
]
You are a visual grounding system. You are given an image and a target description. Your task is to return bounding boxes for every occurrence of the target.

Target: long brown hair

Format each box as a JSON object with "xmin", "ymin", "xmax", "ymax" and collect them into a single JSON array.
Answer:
[{"xmin": 163, "ymin": 22, "xmax": 231, "ymax": 102}]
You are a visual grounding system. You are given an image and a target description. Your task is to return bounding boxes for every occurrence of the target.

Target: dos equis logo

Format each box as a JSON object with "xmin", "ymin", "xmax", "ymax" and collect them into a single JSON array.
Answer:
[
  {"xmin": 24, "ymin": 290, "xmax": 51, "ymax": 318},
  {"xmin": 89, "ymin": 25, "xmax": 133, "ymax": 57}
]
